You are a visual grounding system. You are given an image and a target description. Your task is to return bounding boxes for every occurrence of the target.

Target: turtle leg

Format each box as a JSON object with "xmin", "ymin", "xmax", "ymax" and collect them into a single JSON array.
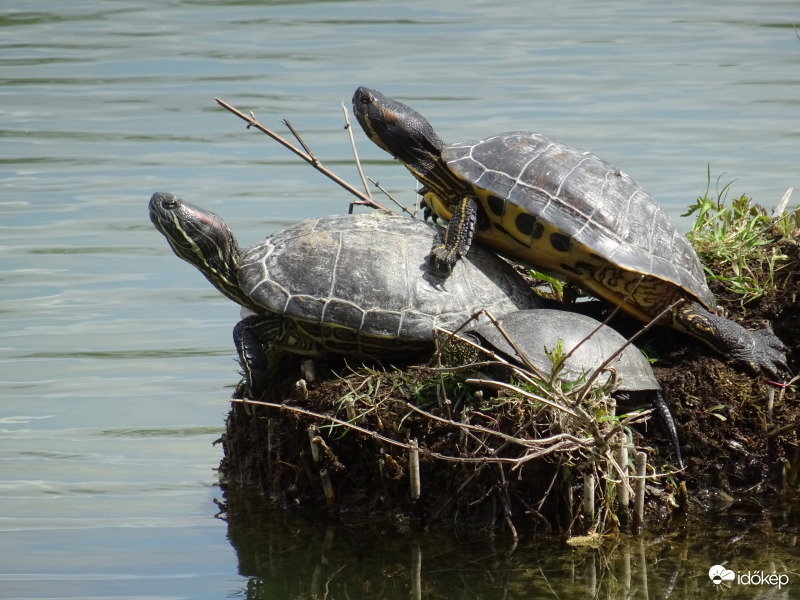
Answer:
[
  {"xmin": 672, "ymin": 301, "xmax": 786, "ymax": 379},
  {"xmin": 652, "ymin": 391, "xmax": 684, "ymax": 470},
  {"xmin": 428, "ymin": 196, "xmax": 478, "ymax": 268},
  {"xmin": 233, "ymin": 315, "xmax": 271, "ymax": 399}
]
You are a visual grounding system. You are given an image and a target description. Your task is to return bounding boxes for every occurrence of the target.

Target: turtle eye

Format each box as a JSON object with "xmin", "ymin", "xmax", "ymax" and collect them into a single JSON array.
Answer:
[
  {"xmin": 162, "ymin": 195, "xmax": 181, "ymax": 209},
  {"xmin": 355, "ymin": 87, "xmax": 377, "ymax": 105}
]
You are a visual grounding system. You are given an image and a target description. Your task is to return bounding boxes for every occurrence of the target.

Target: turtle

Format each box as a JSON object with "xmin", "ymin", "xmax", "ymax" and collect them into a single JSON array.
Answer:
[
  {"xmin": 148, "ymin": 192, "xmax": 540, "ymax": 398},
  {"xmin": 352, "ymin": 86, "xmax": 786, "ymax": 378},
  {"xmin": 457, "ymin": 308, "xmax": 682, "ymax": 468}
]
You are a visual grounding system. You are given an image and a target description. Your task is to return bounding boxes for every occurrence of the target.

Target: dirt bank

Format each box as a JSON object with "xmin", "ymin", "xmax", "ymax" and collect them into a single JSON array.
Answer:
[{"xmin": 218, "ymin": 206, "xmax": 800, "ymax": 536}]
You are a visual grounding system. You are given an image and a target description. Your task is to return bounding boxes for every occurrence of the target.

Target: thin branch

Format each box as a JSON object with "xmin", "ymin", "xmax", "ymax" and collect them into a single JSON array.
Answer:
[
  {"xmin": 281, "ymin": 118, "xmax": 315, "ymax": 160},
  {"xmin": 341, "ymin": 103, "xmax": 371, "ymax": 198},
  {"xmin": 368, "ymin": 177, "xmax": 417, "ymax": 218},
  {"xmin": 464, "ymin": 378, "xmax": 579, "ymax": 417},
  {"xmin": 573, "ymin": 299, "xmax": 682, "ymax": 405},
  {"xmin": 475, "ymin": 309, "xmax": 545, "ymax": 377},
  {"xmin": 767, "ymin": 420, "xmax": 800, "ymax": 438},
  {"xmin": 214, "ymin": 97, "xmax": 393, "ymax": 213},
  {"xmin": 232, "ymin": 398, "xmax": 594, "ymax": 463},
  {"xmin": 401, "ymin": 399, "xmax": 588, "ymax": 446}
]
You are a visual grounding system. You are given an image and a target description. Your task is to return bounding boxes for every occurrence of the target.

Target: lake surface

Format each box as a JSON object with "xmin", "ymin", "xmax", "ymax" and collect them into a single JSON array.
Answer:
[{"xmin": 1, "ymin": 1, "xmax": 798, "ymax": 598}]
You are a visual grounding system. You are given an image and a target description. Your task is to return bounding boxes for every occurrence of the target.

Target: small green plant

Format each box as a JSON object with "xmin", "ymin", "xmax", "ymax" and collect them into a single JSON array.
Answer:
[
  {"xmin": 702, "ymin": 404, "xmax": 728, "ymax": 422},
  {"xmin": 517, "ymin": 336, "xmax": 618, "ymax": 427},
  {"xmin": 528, "ymin": 269, "xmax": 590, "ymax": 304},
  {"xmin": 683, "ymin": 166, "xmax": 789, "ymax": 304},
  {"xmin": 528, "ymin": 268, "xmax": 565, "ymax": 302}
]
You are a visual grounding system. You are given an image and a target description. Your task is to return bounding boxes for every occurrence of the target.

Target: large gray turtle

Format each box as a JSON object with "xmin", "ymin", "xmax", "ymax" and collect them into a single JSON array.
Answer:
[
  {"xmin": 462, "ymin": 308, "xmax": 682, "ymax": 468},
  {"xmin": 149, "ymin": 192, "xmax": 540, "ymax": 397},
  {"xmin": 352, "ymin": 87, "xmax": 785, "ymax": 378}
]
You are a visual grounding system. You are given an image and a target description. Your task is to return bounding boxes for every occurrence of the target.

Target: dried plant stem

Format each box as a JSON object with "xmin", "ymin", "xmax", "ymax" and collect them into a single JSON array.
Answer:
[
  {"xmin": 281, "ymin": 118, "xmax": 315, "ymax": 158},
  {"xmin": 214, "ymin": 97, "xmax": 392, "ymax": 213},
  {"xmin": 367, "ymin": 177, "xmax": 416, "ymax": 218},
  {"xmin": 232, "ymin": 398, "xmax": 596, "ymax": 464},
  {"xmin": 572, "ymin": 299, "xmax": 682, "ymax": 405},
  {"xmin": 633, "ymin": 451, "xmax": 647, "ymax": 533},
  {"xmin": 341, "ymin": 103, "xmax": 371, "ymax": 198},
  {"xmin": 308, "ymin": 426, "xmax": 320, "ymax": 463},
  {"xmin": 474, "ymin": 309, "xmax": 545, "ymax": 376},
  {"xmin": 401, "ymin": 399, "xmax": 588, "ymax": 447},
  {"xmin": 409, "ymin": 438, "xmax": 421, "ymax": 500},
  {"xmin": 583, "ymin": 472, "xmax": 595, "ymax": 520},
  {"xmin": 771, "ymin": 186, "xmax": 793, "ymax": 219},
  {"xmin": 320, "ymin": 468, "xmax": 336, "ymax": 509},
  {"xmin": 464, "ymin": 378, "xmax": 578, "ymax": 417},
  {"xmin": 617, "ymin": 438, "xmax": 630, "ymax": 508},
  {"xmin": 496, "ymin": 465, "xmax": 519, "ymax": 544}
]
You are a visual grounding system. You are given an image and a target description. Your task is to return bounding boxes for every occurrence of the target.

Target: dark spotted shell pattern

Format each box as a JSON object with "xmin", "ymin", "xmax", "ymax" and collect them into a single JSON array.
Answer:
[{"xmin": 443, "ymin": 132, "xmax": 715, "ymax": 309}]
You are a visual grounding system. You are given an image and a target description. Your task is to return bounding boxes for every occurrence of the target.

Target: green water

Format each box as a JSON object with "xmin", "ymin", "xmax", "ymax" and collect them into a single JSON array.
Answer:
[{"xmin": 1, "ymin": 1, "xmax": 798, "ymax": 597}]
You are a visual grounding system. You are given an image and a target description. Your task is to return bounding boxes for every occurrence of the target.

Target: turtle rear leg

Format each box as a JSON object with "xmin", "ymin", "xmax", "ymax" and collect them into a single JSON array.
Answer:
[
  {"xmin": 428, "ymin": 196, "xmax": 478, "ymax": 268},
  {"xmin": 672, "ymin": 301, "xmax": 786, "ymax": 379},
  {"xmin": 233, "ymin": 315, "xmax": 271, "ymax": 399},
  {"xmin": 619, "ymin": 390, "xmax": 683, "ymax": 469},
  {"xmin": 652, "ymin": 391, "xmax": 683, "ymax": 470}
]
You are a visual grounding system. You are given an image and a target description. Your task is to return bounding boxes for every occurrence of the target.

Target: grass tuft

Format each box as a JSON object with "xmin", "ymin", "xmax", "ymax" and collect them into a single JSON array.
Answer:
[{"xmin": 683, "ymin": 166, "xmax": 794, "ymax": 305}]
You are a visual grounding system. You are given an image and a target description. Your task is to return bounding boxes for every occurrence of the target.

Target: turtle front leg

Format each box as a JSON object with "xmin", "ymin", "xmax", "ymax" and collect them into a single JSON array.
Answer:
[
  {"xmin": 233, "ymin": 314, "xmax": 271, "ymax": 399},
  {"xmin": 672, "ymin": 301, "xmax": 786, "ymax": 379},
  {"xmin": 428, "ymin": 196, "xmax": 478, "ymax": 269}
]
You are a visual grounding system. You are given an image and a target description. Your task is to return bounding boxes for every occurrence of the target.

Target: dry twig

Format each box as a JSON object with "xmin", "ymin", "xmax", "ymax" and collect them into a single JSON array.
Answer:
[
  {"xmin": 215, "ymin": 97, "xmax": 393, "ymax": 213},
  {"xmin": 341, "ymin": 103, "xmax": 371, "ymax": 199},
  {"xmin": 232, "ymin": 397, "xmax": 598, "ymax": 465}
]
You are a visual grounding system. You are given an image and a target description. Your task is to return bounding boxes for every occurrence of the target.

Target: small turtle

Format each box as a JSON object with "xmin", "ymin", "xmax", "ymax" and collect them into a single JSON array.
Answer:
[
  {"xmin": 352, "ymin": 87, "xmax": 785, "ymax": 378},
  {"xmin": 149, "ymin": 192, "xmax": 539, "ymax": 397},
  {"xmin": 460, "ymin": 308, "xmax": 682, "ymax": 468}
]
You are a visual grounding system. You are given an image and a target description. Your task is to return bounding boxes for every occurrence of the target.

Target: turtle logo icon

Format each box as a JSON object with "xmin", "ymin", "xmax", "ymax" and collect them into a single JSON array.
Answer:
[{"xmin": 709, "ymin": 565, "xmax": 735, "ymax": 585}]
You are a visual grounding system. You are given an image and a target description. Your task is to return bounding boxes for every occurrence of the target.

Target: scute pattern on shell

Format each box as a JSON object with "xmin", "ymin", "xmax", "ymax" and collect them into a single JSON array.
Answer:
[
  {"xmin": 236, "ymin": 212, "xmax": 539, "ymax": 355},
  {"xmin": 443, "ymin": 132, "xmax": 715, "ymax": 310}
]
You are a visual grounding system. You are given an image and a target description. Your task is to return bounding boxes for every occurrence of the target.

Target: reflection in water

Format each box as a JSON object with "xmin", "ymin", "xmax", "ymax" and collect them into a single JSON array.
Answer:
[
  {"xmin": 221, "ymin": 488, "xmax": 671, "ymax": 598},
  {"xmin": 220, "ymin": 489, "xmax": 797, "ymax": 599}
]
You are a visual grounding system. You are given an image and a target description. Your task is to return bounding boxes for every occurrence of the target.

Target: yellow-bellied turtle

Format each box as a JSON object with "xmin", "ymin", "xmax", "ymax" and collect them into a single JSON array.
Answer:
[
  {"xmin": 461, "ymin": 308, "xmax": 682, "ymax": 468},
  {"xmin": 352, "ymin": 87, "xmax": 785, "ymax": 378},
  {"xmin": 149, "ymin": 192, "xmax": 540, "ymax": 397}
]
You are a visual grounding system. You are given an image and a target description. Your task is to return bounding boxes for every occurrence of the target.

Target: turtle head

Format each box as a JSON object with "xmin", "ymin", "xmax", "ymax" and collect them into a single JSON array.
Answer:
[
  {"xmin": 149, "ymin": 192, "xmax": 250, "ymax": 306},
  {"xmin": 353, "ymin": 87, "xmax": 451, "ymax": 188}
]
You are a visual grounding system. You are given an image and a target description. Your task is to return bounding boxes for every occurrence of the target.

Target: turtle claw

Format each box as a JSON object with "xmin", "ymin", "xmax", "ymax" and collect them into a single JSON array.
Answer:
[
  {"xmin": 427, "ymin": 196, "xmax": 478, "ymax": 271},
  {"xmin": 676, "ymin": 302, "xmax": 787, "ymax": 380},
  {"xmin": 725, "ymin": 326, "xmax": 787, "ymax": 380},
  {"xmin": 428, "ymin": 244, "xmax": 460, "ymax": 270},
  {"xmin": 746, "ymin": 328, "xmax": 787, "ymax": 380}
]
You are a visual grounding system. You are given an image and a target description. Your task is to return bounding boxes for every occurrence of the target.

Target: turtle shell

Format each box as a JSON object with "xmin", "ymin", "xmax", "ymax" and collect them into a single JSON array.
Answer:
[
  {"xmin": 442, "ymin": 132, "xmax": 715, "ymax": 310},
  {"xmin": 237, "ymin": 212, "xmax": 539, "ymax": 357},
  {"xmin": 465, "ymin": 308, "xmax": 660, "ymax": 392}
]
